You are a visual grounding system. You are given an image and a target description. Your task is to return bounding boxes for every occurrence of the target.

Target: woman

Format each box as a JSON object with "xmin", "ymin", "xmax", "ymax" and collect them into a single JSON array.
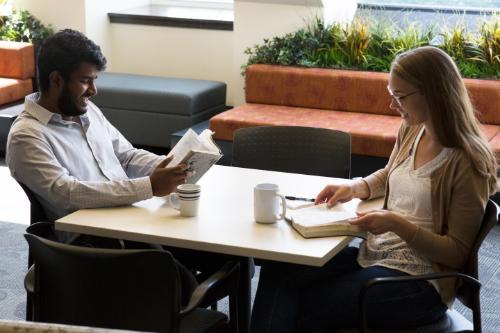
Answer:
[{"xmin": 250, "ymin": 46, "xmax": 497, "ymax": 332}]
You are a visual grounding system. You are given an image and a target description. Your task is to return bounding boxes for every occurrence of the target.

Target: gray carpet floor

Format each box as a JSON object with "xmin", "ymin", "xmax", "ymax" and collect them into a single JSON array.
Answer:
[
  {"xmin": 1, "ymin": 220, "xmax": 499, "ymax": 332},
  {"xmin": 0, "ymin": 221, "xmax": 29, "ymax": 320}
]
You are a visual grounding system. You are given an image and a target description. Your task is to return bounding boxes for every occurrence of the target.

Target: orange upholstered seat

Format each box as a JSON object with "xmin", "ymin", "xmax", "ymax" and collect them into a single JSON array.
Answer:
[
  {"xmin": 0, "ymin": 41, "xmax": 35, "ymax": 80},
  {"xmin": 465, "ymin": 78, "xmax": 500, "ymax": 126},
  {"xmin": 490, "ymin": 133, "xmax": 500, "ymax": 155},
  {"xmin": 210, "ymin": 103, "xmax": 401, "ymax": 157},
  {"xmin": 0, "ymin": 41, "xmax": 35, "ymax": 106},
  {"xmin": 209, "ymin": 65, "xmax": 500, "ymax": 158},
  {"xmin": 0, "ymin": 78, "xmax": 33, "ymax": 105}
]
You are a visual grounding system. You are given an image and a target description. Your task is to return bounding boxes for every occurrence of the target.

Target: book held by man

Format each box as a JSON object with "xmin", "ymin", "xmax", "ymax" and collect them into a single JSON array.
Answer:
[
  {"xmin": 287, "ymin": 202, "xmax": 366, "ymax": 239},
  {"xmin": 167, "ymin": 129, "xmax": 222, "ymax": 183}
]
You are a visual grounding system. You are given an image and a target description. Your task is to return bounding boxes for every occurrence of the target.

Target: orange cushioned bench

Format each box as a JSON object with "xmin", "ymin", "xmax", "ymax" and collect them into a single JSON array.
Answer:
[
  {"xmin": 209, "ymin": 64, "xmax": 500, "ymax": 158},
  {"xmin": 0, "ymin": 41, "xmax": 35, "ymax": 105},
  {"xmin": 0, "ymin": 41, "xmax": 35, "ymax": 154}
]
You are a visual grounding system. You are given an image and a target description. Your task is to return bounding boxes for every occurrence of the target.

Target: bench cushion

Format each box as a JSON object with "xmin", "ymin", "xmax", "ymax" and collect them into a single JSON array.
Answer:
[
  {"xmin": 481, "ymin": 124, "xmax": 500, "ymax": 142},
  {"xmin": 210, "ymin": 103, "xmax": 402, "ymax": 157},
  {"xmin": 90, "ymin": 72, "xmax": 227, "ymax": 148},
  {"xmin": 246, "ymin": 65, "xmax": 397, "ymax": 116},
  {"xmin": 490, "ymin": 132, "xmax": 500, "ymax": 154},
  {"xmin": 0, "ymin": 78, "xmax": 33, "ymax": 105},
  {"xmin": 0, "ymin": 41, "xmax": 35, "ymax": 79},
  {"xmin": 245, "ymin": 65, "xmax": 500, "ymax": 124},
  {"xmin": 210, "ymin": 104, "xmax": 500, "ymax": 158},
  {"xmin": 210, "ymin": 65, "xmax": 499, "ymax": 158},
  {"xmin": 465, "ymin": 78, "xmax": 500, "ymax": 125},
  {"xmin": 93, "ymin": 72, "xmax": 226, "ymax": 116}
]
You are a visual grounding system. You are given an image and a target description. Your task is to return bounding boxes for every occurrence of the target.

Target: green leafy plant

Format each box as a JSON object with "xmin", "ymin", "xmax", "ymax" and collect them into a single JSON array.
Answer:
[
  {"xmin": 0, "ymin": 9, "xmax": 54, "ymax": 48},
  {"xmin": 244, "ymin": 14, "xmax": 499, "ymax": 79},
  {"xmin": 439, "ymin": 25, "xmax": 471, "ymax": 61},
  {"xmin": 466, "ymin": 19, "xmax": 500, "ymax": 78}
]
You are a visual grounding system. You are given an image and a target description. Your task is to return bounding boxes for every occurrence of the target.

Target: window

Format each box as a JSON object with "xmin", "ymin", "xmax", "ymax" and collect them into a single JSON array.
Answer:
[
  {"xmin": 109, "ymin": 0, "xmax": 234, "ymax": 30},
  {"xmin": 355, "ymin": 1, "xmax": 497, "ymax": 34},
  {"xmin": 358, "ymin": 1, "xmax": 500, "ymax": 10},
  {"xmin": 152, "ymin": 0, "xmax": 234, "ymax": 10}
]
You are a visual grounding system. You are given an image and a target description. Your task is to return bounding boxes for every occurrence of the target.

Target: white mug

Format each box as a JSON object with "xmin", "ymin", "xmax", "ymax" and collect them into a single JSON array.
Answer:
[
  {"xmin": 167, "ymin": 184, "xmax": 201, "ymax": 217},
  {"xmin": 254, "ymin": 183, "xmax": 287, "ymax": 223}
]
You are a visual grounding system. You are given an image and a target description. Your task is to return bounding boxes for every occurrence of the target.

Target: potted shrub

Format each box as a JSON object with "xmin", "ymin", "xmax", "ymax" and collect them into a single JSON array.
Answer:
[
  {"xmin": 243, "ymin": 16, "xmax": 499, "ymax": 79},
  {"xmin": 0, "ymin": 9, "xmax": 54, "ymax": 49}
]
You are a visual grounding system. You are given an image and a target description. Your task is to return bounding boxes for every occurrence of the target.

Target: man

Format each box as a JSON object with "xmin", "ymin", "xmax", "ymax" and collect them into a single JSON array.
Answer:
[
  {"xmin": 7, "ymin": 29, "xmax": 210, "ymax": 303},
  {"xmin": 8, "ymin": 30, "xmax": 238, "ymax": 296},
  {"xmin": 7, "ymin": 29, "xmax": 187, "ymax": 244}
]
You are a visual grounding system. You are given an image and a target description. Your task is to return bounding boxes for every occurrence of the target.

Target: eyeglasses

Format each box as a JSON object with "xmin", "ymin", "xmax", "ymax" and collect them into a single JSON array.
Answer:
[{"xmin": 386, "ymin": 85, "xmax": 418, "ymax": 108}]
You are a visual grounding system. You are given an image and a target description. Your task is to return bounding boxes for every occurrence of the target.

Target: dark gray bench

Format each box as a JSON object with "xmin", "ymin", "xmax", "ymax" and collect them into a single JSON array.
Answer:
[
  {"xmin": 0, "ymin": 102, "xmax": 24, "ymax": 155},
  {"xmin": 92, "ymin": 72, "xmax": 227, "ymax": 148}
]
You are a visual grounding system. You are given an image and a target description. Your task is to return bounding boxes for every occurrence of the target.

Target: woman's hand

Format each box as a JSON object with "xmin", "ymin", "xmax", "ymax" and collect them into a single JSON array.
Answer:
[
  {"xmin": 315, "ymin": 180, "xmax": 370, "ymax": 207},
  {"xmin": 315, "ymin": 184, "xmax": 355, "ymax": 207},
  {"xmin": 349, "ymin": 210, "xmax": 417, "ymax": 239}
]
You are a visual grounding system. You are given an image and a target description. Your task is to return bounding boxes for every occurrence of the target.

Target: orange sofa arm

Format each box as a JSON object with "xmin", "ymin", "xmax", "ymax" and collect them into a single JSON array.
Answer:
[{"xmin": 0, "ymin": 41, "xmax": 35, "ymax": 80}]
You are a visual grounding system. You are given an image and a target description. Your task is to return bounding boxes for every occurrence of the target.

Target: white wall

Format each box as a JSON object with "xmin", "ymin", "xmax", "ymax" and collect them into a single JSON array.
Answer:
[
  {"xmin": 109, "ymin": 24, "xmax": 235, "ymax": 104},
  {"xmin": 12, "ymin": 0, "xmax": 86, "ymax": 32},
  {"xmin": 233, "ymin": 1, "xmax": 322, "ymax": 105},
  {"xmin": 84, "ymin": 0, "xmax": 151, "ymax": 68},
  {"xmin": 10, "ymin": 0, "xmax": 356, "ymax": 106},
  {"xmin": 11, "ymin": 0, "xmax": 150, "ymax": 70}
]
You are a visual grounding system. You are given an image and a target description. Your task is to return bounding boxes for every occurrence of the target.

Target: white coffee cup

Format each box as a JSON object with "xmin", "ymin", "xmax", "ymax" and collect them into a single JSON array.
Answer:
[
  {"xmin": 254, "ymin": 183, "xmax": 287, "ymax": 223},
  {"xmin": 167, "ymin": 184, "xmax": 201, "ymax": 217}
]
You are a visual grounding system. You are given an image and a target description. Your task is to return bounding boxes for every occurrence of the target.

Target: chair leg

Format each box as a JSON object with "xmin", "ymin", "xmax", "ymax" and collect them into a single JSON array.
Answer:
[
  {"xmin": 472, "ymin": 295, "xmax": 482, "ymax": 333},
  {"xmin": 26, "ymin": 254, "xmax": 33, "ymax": 321},
  {"xmin": 25, "ymin": 295, "xmax": 32, "ymax": 321},
  {"xmin": 236, "ymin": 257, "xmax": 251, "ymax": 333}
]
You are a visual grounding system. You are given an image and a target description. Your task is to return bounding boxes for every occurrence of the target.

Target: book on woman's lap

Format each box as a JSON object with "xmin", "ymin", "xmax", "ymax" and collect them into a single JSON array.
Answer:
[
  {"xmin": 286, "ymin": 198, "xmax": 384, "ymax": 239},
  {"xmin": 167, "ymin": 129, "xmax": 222, "ymax": 183}
]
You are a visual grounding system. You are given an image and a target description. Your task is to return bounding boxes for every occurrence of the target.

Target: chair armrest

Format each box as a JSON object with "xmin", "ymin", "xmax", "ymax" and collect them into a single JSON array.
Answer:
[
  {"xmin": 24, "ymin": 264, "xmax": 35, "ymax": 294},
  {"xmin": 358, "ymin": 271, "xmax": 480, "ymax": 333},
  {"xmin": 180, "ymin": 261, "xmax": 239, "ymax": 317}
]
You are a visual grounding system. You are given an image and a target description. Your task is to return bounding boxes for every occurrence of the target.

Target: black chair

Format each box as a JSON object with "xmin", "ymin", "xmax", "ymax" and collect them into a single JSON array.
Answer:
[
  {"xmin": 232, "ymin": 126, "xmax": 351, "ymax": 178},
  {"xmin": 18, "ymin": 181, "xmax": 49, "ymax": 321},
  {"xmin": 357, "ymin": 199, "xmax": 499, "ymax": 333},
  {"xmin": 24, "ymin": 222, "xmax": 240, "ymax": 333},
  {"xmin": 17, "ymin": 181, "xmax": 48, "ymax": 224}
]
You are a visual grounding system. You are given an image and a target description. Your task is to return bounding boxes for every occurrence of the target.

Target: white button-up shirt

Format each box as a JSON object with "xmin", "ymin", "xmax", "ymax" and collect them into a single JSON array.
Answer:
[{"xmin": 7, "ymin": 93, "xmax": 164, "ymax": 223}]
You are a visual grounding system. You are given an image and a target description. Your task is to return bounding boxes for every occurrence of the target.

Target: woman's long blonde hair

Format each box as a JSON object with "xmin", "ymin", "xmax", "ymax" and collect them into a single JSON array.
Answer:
[{"xmin": 391, "ymin": 46, "xmax": 497, "ymax": 193}]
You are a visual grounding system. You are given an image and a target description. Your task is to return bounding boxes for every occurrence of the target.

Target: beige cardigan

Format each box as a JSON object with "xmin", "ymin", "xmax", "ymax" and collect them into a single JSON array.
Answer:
[{"xmin": 363, "ymin": 123, "xmax": 491, "ymax": 306}]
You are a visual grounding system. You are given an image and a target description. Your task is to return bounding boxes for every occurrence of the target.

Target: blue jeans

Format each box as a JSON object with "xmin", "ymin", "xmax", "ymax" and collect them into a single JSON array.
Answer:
[{"xmin": 250, "ymin": 247, "xmax": 447, "ymax": 333}]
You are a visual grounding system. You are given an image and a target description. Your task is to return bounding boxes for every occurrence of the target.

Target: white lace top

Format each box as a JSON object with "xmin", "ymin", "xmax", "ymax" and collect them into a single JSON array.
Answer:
[{"xmin": 357, "ymin": 128, "xmax": 452, "ymax": 285}]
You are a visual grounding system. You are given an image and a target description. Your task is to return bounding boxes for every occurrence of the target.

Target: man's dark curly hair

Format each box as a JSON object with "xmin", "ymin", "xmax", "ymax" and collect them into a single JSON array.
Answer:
[{"xmin": 37, "ymin": 29, "xmax": 107, "ymax": 92}]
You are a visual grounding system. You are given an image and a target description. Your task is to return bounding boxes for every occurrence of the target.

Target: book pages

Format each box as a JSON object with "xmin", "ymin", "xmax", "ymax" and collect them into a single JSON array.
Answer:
[
  {"xmin": 290, "ymin": 203, "xmax": 357, "ymax": 227},
  {"xmin": 183, "ymin": 150, "xmax": 221, "ymax": 183},
  {"xmin": 167, "ymin": 128, "xmax": 222, "ymax": 184},
  {"xmin": 198, "ymin": 129, "xmax": 220, "ymax": 153},
  {"xmin": 167, "ymin": 129, "xmax": 203, "ymax": 166},
  {"xmin": 286, "ymin": 200, "xmax": 315, "ymax": 210}
]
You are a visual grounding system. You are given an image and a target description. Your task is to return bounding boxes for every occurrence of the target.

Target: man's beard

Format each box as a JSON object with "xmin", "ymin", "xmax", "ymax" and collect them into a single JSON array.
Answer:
[{"xmin": 58, "ymin": 85, "xmax": 86, "ymax": 117}]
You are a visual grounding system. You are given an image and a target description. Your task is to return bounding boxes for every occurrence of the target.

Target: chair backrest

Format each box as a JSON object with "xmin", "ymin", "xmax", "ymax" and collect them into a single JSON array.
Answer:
[
  {"xmin": 24, "ymin": 230, "xmax": 183, "ymax": 333},
  {"xmin": 457, "ymin": 199, "xmax": 499, "ymax": 308},
  {"xmin": 17, "ymin": 182, "xmax": 48, "ymax": 224},
  {"xmin": 232, "ymin": 126, "xmax": 351, "ymax": 178}
]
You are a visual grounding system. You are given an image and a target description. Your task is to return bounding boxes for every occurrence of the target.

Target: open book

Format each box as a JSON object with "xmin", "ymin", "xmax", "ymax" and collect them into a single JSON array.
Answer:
[
  {"xmin": 287, "ymin": 203, "xmax": 365, "ymax": 239},
  {"xmin": 167, "ymin": 129, "xmax": 222, "ymax": 183}
]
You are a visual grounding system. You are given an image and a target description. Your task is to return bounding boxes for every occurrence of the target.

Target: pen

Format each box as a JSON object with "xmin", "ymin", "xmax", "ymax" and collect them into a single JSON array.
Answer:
[{"xmin": 285, "ymin": 196, "xmax": 315, "ymax": 202}]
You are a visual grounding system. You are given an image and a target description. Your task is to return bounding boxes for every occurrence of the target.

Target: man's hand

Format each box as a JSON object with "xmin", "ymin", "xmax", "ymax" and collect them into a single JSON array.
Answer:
[{"xmin": 149, "ymin": 156, "xmax": 188, "ymax": 196}]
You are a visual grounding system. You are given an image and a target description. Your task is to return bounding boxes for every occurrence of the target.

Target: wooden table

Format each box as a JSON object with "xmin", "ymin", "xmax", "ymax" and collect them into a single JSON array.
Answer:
[{"xmin": 56, "ymin": 165, "xmax": 382, "ymax": 332}]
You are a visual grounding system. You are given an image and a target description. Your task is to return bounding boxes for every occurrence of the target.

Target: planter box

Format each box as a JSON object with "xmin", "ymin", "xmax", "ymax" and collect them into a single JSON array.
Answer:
[{"xmin": 209, "ymin": 64, "xmax": 500, "ymax": 158}]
